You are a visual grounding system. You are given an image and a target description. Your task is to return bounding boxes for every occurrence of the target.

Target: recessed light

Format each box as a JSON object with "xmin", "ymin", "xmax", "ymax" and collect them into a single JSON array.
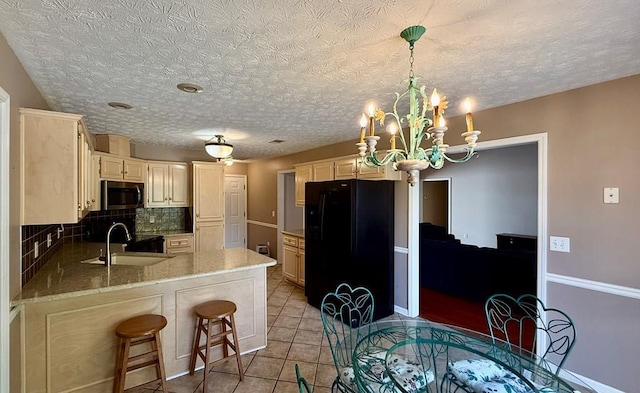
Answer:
[
  {"xmin": 108, "ymin": 102, "xmax": 132, "ymax": 109},
  {"xmin": 177, "ymin": 83, "xmax": 203, "ymax": 93},
  {"xmin": 269, "ymin": 139, "xmax": 285, "ymax": 144}
]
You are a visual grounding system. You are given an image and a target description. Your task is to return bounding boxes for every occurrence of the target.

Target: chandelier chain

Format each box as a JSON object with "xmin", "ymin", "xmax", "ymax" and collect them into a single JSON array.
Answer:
[{"xmin": 408, "ymin": 44, "xmax": 415, "ymax": 79}]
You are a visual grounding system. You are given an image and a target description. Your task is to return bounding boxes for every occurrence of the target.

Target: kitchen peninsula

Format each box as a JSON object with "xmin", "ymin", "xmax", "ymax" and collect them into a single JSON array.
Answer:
[{"xmin": 12, "ymin": 244, "xmax": 276, "ymax": 393}]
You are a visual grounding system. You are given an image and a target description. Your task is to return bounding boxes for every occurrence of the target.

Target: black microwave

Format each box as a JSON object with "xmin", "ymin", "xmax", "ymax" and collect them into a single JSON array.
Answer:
[{"xmin": 102, "ymin": 181, "xmax": 144, "ymax": 210}]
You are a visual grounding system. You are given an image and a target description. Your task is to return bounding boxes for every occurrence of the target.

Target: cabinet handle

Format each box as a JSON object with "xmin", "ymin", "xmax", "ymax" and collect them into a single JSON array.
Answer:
[
  {"xmin": 86, "ymin": 200, "xmax": 91, "ymax": 205},
  {"xmin": 196, "ymin": 213, "xmax": 199, "ymax": 218},
  {"xmin": 92, "ymin": 199, "xmax": 95, "ymax": 202},
  {"xmin": 169, "ymin": 197, "xmax": 172, "ymax": 200},
  {"xmin": 165, "ymin": 198, "xmax": 168, "ymax": 201}
]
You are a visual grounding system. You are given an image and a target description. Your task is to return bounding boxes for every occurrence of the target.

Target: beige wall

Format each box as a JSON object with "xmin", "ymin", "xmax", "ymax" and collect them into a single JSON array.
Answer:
[
  {"xmin": 0, "ymin": 33, "xmax": 49, "ymax": 298},
  {"xmin": 131, "ymin": 143, "xmax": 248, "ymax": 175},
  {"xmin": 246, "ymin": 74, "xmax": 640, "ymax": 391}
]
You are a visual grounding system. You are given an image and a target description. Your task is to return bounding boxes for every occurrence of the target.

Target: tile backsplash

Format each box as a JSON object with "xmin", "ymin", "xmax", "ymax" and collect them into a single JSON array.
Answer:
[
  {"xmin": 21, "ymin": 207, "xmax": 190, "ymax": 286},
  {"xmin": 135, "ymin": 207, "xmax": 188, "ymax": 233}
]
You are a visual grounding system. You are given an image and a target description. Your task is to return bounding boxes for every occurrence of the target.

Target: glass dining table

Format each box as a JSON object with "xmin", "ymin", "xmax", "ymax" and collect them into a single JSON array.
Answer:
[{"xmin": 345, "ymin": 319, "xmax": 596, "ymax": 393}]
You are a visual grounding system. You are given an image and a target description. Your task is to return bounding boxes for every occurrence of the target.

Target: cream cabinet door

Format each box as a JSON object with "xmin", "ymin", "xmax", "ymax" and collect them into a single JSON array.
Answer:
[
  {"xmin": 294, "ymin": 164, "xmax": 313, "ymax": 207},
  {"xmin": 194, "ymin": 163, "xmax": 224, "ymax": 221},
  {"xmin": 89, "ymin": 155, "xmax": 101, "ymax": 211},
  {"xmin": 168, "ymin": 164, "xmax": 189, "ymax": 207},
  {"xmin": 334, "ymin": 158, "xmax": 357, "ymax": 180},
  {"xmin": 195, "ymin": 221, "xmax": 224, "ymax": 252},
  {"xmin": 77, "ymin": 130, "xmax": 90, "ymax": 219},
  {"xmin": 298, "ymin": 248, "xmax": 305, "ymax": 286},
  {"xmin": 147, "ymin": 163, "xmax": 168, "ymax": 207},
  {"xmin": 282, "ymin": 244, "xmax": 298, "ymax": 283},
  {"xmin": 313, "ymin": 161, "xmax": 334, "ymax": 181},
  {"xmin": 99, "ymin": 155, "xmax": 124, "ymax": 180},
  {"xmin": 123, "ymin": 159, "xmax": 145, "ymax": 182}
]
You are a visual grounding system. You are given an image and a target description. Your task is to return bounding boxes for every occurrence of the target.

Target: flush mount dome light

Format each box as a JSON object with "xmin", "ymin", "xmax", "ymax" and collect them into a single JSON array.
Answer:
[
  {"xmin": 205, "ymin": 135, "xmax": 233, "ymax": 159},
  {"xmin": 177, "ymin": 83, "xmax": 203, "ymax": 93},
  {"xmin": 108, "ymin": 102, "xmax": 132, "ymax": 109}
]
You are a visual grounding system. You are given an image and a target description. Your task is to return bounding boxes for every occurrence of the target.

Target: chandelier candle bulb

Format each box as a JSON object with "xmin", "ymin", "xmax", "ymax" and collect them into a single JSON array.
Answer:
[
  {"xmin": 388, "ymin": 123, "xmax": 397, "ymax": 150},
  {"xmin": 431, "ymin": 89, "xmax": 440, "ymax": 125},
  {"xmin": 368, "ymin": 103, "xmax": 376, "ymax": 136},
  {"xmin": 464, "ymin": 98, "xmax": 474, "ymax": 132},
  {"xmin": 359, "ymin": 114, "xmax": 367, "ymax": 143}
]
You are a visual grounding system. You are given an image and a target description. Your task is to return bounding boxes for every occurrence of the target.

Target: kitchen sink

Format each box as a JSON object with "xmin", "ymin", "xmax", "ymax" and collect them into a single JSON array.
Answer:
[{"xmin": 81, "ymin": 252, "xmax": 175, "ymax": 266}]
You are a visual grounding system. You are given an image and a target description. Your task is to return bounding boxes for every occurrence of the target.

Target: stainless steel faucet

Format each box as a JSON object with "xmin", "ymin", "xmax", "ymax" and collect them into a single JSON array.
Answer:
[{"xmin": 99, "ymin": 222, "xmax": 132, "ymax": 266}]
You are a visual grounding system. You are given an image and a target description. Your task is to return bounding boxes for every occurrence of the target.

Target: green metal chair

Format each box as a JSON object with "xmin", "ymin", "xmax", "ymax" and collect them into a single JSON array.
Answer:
[
  {"xmin": 320, "ymin": 283, "xmax": 375, "ymax": 392},
  {"xmin": 485, "ymin": 293, "xmax": 576, "ymax": 372},
  {"xmin": 445, "ymin": 293, "xmax": 577, "ymax": 393},
  {"xmin": 295, "ymin": 363, "xmax": 313, "ymax": 393}
]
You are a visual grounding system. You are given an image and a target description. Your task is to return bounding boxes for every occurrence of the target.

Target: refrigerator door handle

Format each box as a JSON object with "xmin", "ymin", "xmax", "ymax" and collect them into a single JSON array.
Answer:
[{"xmin": 319, "ymin": 193, "xmax": 326, "ymax": 241}]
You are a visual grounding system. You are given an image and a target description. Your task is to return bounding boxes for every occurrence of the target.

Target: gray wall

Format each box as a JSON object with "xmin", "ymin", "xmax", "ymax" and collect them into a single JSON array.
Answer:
[{"xmin": 422, "ymin": 143, "xmax": 538, "ymax": 248}]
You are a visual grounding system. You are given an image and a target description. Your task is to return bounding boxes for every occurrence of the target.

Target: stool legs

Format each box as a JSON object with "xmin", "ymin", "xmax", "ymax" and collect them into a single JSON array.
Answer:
[
  {"xmin": 189, "ymin": 312, "xmax": 243, "ymax": 393},
  {"xmin": 113, "ymin": 332, "xmax": 167, "ymax": 393}
]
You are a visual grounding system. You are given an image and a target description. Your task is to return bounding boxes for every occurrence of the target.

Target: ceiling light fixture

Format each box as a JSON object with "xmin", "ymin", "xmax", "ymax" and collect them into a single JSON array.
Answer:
[
  {"xmin": 205, "ymin": 135, "xmax": 233, "ymax": 159},
  {"xmin": 108, "ymin": 102, "xmax": 132, "ymax": 109},
  {"xmin": 177, "ymin": 83, "xmax": 203, "ymax": 93},
  {"xmin": 356, "ymin": 25, "xmax": 481, "ymax": 186}
]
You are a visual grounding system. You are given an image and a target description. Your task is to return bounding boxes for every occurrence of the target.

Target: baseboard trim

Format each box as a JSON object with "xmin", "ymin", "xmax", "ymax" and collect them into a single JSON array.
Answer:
[
  {"xmin": 394, "ymin": 246, "xmax": 409, "ymax": 254},
  {"xmin": 247, "ymin": 220, "xmax": 278, "ymax": 229},
  {"xmin": 547, "ymin": 273, "xmax": 640, "ymax": 300},
  {"xmin": 394, "ymin": 305, "xmax": 409, "ymax": 316}
]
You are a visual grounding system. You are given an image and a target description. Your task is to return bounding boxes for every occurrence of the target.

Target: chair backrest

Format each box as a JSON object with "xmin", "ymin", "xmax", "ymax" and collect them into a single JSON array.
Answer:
[
  {"xmin": 320, "ymin": 283, "xmax": 374, "ymax": 371},
  {"xmin": 485, "ymin": 294, "xmax": 576, "ymax": 372},
  {"xmin": 295, "ymin": 363, "xmax": 313, "ymax": 393}
]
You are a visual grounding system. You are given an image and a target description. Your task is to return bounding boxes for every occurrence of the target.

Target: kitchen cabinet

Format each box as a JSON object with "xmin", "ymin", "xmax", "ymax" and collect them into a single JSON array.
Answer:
[
  {"xmin": 164, "ymin": 233, "xmax": 194, "ymax": 254},
  {"xmin": 294, "ymin": 164, "xmax": 313, "ymax": 206},
  {"xmin": 20, "ymin": 108, "xmax": 93, "ymax": 224},
  {"xmin": 88, "ymin": 150, "xmax": 101, "ymax": 211},
  {"xmin": 192, "ymin": 162, "xmax": 225, "ymax": 250},
  {"xmin": 334, "ymin": 157, "xmax": 358, "ymax": 179},
  {"xmin": 147, "ymin": 162, "xmax": 189, "ymax": 208},
  {"xmin": 282, "ymin": 234, "xmax": 305, "ymax": 286},
  {"xmin": 294, "ymin": 155, "xmax": 401, "ymax": 206},
  {"xmin": 97, "ymin": 153, "xmax": 145, "ymax": 182}
]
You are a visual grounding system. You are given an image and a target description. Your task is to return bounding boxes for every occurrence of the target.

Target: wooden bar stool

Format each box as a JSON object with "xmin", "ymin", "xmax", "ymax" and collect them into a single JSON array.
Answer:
[
  {"xmin": 189, "ymin": 300, "xmax": 243, "ymax": 392},
  {"xmin": 113, "ymin": 314, "xmax": 168, "ymax": 393}
]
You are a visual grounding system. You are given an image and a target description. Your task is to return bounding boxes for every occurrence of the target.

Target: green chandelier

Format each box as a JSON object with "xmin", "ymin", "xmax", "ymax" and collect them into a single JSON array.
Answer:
[{"xmin": 356, "ymin": 25, "xmax": 481, "ymax": 186}]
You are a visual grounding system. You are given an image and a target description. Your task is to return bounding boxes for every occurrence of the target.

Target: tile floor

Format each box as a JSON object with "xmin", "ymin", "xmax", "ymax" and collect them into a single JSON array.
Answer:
[{"xmin": 128, "ymin": 263, "xmax": 387, "ymax": 393}]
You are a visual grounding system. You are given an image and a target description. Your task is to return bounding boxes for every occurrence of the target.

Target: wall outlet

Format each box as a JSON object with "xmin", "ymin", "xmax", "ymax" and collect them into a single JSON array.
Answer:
[
  {"xmin": 603, "ymin": 187, "xmax": 619, "ymax": 204},
  {"xmin": 550, "ymin": 236, "xmax": 570, "ymax": 253},
  {"xmin": 47, "ymin": 233, "xmax": 52, "ymax": 247},
  {"xmin": 34, "ymin": 241, "xmax": 39, "ymax": 258},
  {"xmin": 271, "ymin": 210, "xmax": 276, "ymax": 217},
  {"xmin": 149, "ymin": 215, "xmax": 155, "ymax": 223}
]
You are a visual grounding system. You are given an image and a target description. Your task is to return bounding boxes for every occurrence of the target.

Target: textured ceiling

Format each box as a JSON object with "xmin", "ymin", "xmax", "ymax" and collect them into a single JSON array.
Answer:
[{"xmin": 1, "ymin": 0, "xmax": 639, "ymax": 160}]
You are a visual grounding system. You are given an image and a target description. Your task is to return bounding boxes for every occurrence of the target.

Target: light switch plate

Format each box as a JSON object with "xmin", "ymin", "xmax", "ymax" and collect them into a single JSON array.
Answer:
[
  {"xmin": 550, "ymin": 236, "xmax": 570, "ymax": 253},
  {"xmin": 604, "ymin": 187, "xmax": 619, "ymax": 204},
  {"xmin": 34, "ymin": 241, "xmax": 39, "ymax": 258}
]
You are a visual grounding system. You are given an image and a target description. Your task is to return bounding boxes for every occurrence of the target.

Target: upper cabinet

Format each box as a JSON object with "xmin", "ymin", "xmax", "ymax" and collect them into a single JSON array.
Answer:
[
  {"xmin": 295, "ymin": 164, "xmax": 313, "ymax": 206},
  {"xmin": 97, "ymin": 154, "xmax": 145, "ymax": 182},
  {"xmin": 20, "ymin": 108, "xmax": 93, "ymax": 225},
  {"xmin": 147, "ymin": 162, "xmax": 189, "ymax": 208},
  {"xmin": 294, "ymin": 155, "xmax": 400, "ymax": 206}
]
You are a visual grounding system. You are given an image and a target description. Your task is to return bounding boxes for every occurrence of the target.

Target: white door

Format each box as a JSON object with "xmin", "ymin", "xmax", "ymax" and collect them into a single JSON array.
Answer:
[{"xmin": 224, "ymin": 175, "xmax": 247, "ymax": 249}]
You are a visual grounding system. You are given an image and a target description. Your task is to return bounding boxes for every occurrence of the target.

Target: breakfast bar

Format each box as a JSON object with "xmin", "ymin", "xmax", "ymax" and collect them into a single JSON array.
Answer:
[{"xmin": 12, "ymin": 244, "xmax": 276, "ymax": 393}]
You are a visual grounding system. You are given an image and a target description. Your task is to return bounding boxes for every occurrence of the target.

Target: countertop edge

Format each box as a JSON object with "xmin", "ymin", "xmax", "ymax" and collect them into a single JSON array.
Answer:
[{"xmin": 12, "ymin": 259, "xmax": 277, "ymax": 306}]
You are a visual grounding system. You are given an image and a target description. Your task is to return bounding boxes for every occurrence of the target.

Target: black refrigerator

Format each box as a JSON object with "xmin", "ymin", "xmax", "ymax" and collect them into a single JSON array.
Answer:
[{"xmin": 305, "ymin": 179, "xmax": 395, "ymax": 321}]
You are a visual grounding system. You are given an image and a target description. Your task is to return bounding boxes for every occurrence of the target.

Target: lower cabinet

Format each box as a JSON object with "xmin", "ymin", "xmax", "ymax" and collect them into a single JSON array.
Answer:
[{"xmin": 282, "ymin": 234, "xmax": 305, "ymax": 286}]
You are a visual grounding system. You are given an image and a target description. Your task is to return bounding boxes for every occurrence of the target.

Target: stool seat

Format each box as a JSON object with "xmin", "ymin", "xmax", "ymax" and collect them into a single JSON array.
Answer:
[
  {"xmin": 194, "ymin": 300, "xmax": 236, "ymax": 319},
  {"xmin": 116, "ymin": 314, "xmax": 167, "ymax": 338},
  {"xmin": 189, "ymin": 300, "xmax": 243, "ymax": 393},
  {"xmin": 113, "ymin": 314, "xmax": 167, "ymax": 393}
]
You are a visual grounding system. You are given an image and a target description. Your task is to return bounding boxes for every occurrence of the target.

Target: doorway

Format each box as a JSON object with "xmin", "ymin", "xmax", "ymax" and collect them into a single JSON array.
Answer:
[
  {"xmin": 224, "ymin": 175, "xmax": 247, "ymax": 249},
  {"xmin": 420, "ymin": 179, "xmax": 450, "ymax": 232},
  {"xmin": 417, "ymin": 142, "xmax": 540, "ymax": 331}
]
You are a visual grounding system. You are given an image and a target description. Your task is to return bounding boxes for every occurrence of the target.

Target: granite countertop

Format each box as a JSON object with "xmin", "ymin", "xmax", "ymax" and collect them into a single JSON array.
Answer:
[
  {"xmin": 12, "ymin": 242, "xmax": 276, "ymax": 305},
  {"xmin": 282, "ymin": 229, "xmax": 304, "ymax": 237}
]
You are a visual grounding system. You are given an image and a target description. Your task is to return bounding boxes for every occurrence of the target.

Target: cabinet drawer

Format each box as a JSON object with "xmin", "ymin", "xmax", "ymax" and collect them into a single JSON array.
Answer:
[
  {"xmin": 283, "ymin": 235, "xmax": 298, "ymax": 247},
  {"xmin": 165, "ymin": 234, "xmax": 194, "ymax": 253},
  {"xmin": 298, "ymin": 239, "xmax": 305, "ymax": 250}
]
